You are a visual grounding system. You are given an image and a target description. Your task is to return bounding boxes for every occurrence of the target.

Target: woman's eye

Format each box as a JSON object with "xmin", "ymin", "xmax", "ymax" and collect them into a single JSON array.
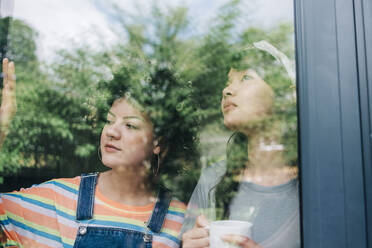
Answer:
[
  {"xmin": 105, "ymin": 119, "xmax": 114, "ymax": 125},
  {"xmin": 125, "ymin": 123, "xmax": 139, "ymax": 129},
  {"xmin": 242, "ymin": 74, "xmax": 253, "ymax": 81}
]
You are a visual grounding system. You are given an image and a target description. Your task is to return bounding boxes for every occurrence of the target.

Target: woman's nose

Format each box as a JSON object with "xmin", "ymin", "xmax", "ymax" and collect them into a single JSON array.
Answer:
[
  {"xmin": 223, "ymin": 85, "xmax": 234, "ymax": 98},
  {"xmin": 106, "ymin": 123, "xmax": 121, "ymax": 140}
]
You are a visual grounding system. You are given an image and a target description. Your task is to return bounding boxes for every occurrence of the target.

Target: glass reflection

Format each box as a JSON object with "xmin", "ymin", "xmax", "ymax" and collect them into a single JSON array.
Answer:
[
  {"xmin": 182, "ymin": 43, "xmax": 299, "ymax": 247},
  {"xmin": 0, "ymin": 0, "xmax": 298, "ymax": 247}
]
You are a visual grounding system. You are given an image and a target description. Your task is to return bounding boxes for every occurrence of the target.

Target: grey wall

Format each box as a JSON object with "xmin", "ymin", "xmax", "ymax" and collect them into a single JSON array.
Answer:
[
  {"xmin": 355, "ymin": 0, "xmax": 372, "ymax": 245},
  {"xmin": 295, "ymin": 0, "xmax": 370, "ymax": 247}
]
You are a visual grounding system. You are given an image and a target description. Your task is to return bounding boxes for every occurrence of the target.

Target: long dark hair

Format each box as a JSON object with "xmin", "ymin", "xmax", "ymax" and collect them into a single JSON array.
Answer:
[{"xmin": 214, "ymin": 132, "xmax": 247, "ymax": 219}]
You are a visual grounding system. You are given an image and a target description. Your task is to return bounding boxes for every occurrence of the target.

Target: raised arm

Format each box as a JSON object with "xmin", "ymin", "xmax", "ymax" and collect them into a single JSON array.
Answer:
[{"xmin": 0, "ymin": 58, "xmax": 16, "ymax": 150}]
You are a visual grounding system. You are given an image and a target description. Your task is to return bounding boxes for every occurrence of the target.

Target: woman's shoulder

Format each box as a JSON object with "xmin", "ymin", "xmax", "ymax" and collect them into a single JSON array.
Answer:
[
  {"xmin": 198, "ymin": 159, "xmax": 227, "ymax": 186},
  {"xmin": 204, "ymin": 159, "xmax": 226, "ymax": 174},
  {"xmin": 0, "ymin": 176, "xmax": 82, "ymax": 214},
  {"xmin": 44, "ymin": 175, "xmax": 81, "ymax": 192},
  {"xmin": 51, "ymin": 175, "xmax": 81, "ymax": 186},
  {"xmin": 4, "ymin": 175, "xmax": 82, "ymax": 197}
]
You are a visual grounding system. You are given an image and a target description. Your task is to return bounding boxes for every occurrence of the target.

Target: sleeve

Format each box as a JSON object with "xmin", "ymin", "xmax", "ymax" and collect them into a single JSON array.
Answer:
[
  {"xmin": 162, "ymin": 199, "xmax": 187, "ymax": 245},
  {"xmin": 1, "ymin": 192, "xmax": 23, "ymax": 247},
  {"xmin": 0, "ymin": 180, "xmax": 58, "ymax": 247},
  {"xmin": 180, "ymin": 160, "xmax": 227, "ymax": 234}
]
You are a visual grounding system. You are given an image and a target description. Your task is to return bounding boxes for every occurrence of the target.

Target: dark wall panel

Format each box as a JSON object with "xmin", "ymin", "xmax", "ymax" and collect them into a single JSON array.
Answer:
[
  {"xmin": 354, "ymin": 0, "xmax": 372, "ymax": 246},
  {"xmin": 295, "ymin": 0, "xmax": 368, "ymax": 247}
]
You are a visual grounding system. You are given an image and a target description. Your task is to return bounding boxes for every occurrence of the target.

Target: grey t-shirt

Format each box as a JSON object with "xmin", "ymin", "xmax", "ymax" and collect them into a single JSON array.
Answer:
[
  {"xmin": 182, "ymin": 161, "xmax": 300, "ymax": 248},
  {"xmin": 229, "ymin": 179, "xmax": 299, "ymax": 244}
]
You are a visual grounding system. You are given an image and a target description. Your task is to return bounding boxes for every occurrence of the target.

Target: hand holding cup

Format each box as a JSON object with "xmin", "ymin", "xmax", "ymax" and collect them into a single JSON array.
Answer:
[
  {"xmin": 182, "ymin": 215, "xmax": 210, "ymax": 248},
  {"xmin": 210, "ymin": 220, "xmax": 253, "ymax": 248},
  {"xmin": 221, "ymin": 234, "xmax": 262, "ymax": 248}
]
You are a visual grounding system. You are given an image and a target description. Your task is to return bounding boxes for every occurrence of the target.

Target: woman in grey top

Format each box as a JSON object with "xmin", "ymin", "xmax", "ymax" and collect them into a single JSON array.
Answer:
[{"xmin": 182, "ymin": 46, "xmax": 299, "ymax": 248}]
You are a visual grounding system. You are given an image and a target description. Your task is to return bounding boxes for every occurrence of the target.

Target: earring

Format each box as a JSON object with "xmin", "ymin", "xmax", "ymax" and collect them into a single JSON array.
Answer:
[
  {"xmin": 97, "ymin": 146, "xmax": 102, "ymax": 162},
  {"xmin": 153, "ymin": 154, "xmax": 160, "ymax": 176}
]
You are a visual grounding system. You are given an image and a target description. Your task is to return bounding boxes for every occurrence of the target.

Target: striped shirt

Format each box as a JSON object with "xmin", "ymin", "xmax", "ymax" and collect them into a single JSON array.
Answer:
[{"xmin": 0, "ymin": 176, "xmax": 186, "ymax": 248}]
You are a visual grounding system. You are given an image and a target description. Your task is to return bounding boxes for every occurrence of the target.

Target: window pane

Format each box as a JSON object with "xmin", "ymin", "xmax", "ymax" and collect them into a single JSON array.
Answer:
[{"xmin": 0, "ymin": 0, "xmax": 299, "ymax": 247}]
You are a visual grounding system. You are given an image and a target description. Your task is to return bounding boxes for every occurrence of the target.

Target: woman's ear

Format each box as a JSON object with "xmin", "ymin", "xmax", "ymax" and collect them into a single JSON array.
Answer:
[
  {"xmin": 153, "ymin": 139, "xmax": 161, "ymax": 155},
  {"xmin": 153, "ymin": 145, "xmax": 161, "ymax": 155},
  {"xmin": 153, "ymin": 138, "xmax": 168, "ymax": 159}
]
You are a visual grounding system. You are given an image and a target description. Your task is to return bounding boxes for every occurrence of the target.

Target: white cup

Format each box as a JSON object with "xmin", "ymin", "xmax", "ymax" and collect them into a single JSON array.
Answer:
[{"xmin": 209, "ymin": 220, "xmax": 253, "ymax": 248}]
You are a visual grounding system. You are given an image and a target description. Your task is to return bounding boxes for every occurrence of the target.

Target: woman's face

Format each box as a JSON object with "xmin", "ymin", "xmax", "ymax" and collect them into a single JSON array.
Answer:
[
  {"xmin": 221, "ymin": 68, "xmax": 274, "ymax": 131},
  {"xmin": 100, "ymin": 98, "xmax": 159, "ymax": 171}
]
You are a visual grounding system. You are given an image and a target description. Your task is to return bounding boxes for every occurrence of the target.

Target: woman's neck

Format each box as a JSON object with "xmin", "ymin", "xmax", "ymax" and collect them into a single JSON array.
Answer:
[
  {"xmin": 241, "ymin": 165, "xmax": 297, "ymax": 186},
  {"xmin": 241, "ymin": 126, "xmax": 297, "ymax": 186},
  {"xmin": 97, "ymin": 168, "xmax": 156, "ymax": 206}
]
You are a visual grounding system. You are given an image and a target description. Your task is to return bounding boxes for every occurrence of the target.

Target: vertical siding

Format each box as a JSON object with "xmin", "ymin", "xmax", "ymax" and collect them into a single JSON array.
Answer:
[
  {"xmin": 354, "ymin": 0, "xmax": 372, "ymax": 247},
  {"xmin": 295, "ymin": 0, "xmax": 368, "ymax": 247}
]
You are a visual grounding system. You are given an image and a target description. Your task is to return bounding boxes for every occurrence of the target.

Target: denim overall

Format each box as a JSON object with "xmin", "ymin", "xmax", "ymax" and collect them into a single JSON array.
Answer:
[{"xmin": 73, "ymin": 173, "xmax": 172, "ymax": 248}]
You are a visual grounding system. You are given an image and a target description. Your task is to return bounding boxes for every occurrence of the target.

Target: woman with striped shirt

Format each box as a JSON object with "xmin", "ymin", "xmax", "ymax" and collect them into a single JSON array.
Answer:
[{"xmin": 0, "ymin": 58, "xmax": 198, "ymax": 248}]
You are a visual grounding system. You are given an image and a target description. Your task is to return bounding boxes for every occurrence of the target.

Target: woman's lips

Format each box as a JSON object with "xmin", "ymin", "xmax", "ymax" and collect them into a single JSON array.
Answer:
[
  {"xmin": 104, "ymin": 144, "xmax": 121, "ymax": 152},
  {"xmin": 223, "ymin": 102, "xmax": 237, "ymax": 112}
]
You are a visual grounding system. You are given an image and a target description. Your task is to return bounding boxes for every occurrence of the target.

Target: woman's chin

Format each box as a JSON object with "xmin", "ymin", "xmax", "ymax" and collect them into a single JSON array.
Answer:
[
  {"xmin": 101, "ymin": 158, "xmax": 122, "ymax": 169},
  {"xmin": 101, "ymin": 159, "xmax": 149, "ymax": 174},
  {"xmin": 224, "ymin": 117, "xmax": 244, "ymax": 131}
]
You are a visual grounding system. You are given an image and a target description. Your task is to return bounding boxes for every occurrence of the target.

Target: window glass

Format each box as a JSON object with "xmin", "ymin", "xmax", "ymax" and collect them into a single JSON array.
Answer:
[{"xmin": 0, "ymin": 0, "xmax": 298, "ymax": 247}]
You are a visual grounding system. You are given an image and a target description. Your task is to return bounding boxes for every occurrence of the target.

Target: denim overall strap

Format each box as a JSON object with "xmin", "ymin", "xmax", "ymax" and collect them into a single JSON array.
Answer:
[
  {"xmin": 76, "ymin": 173, "xmax": 99, "ymax": 220},
  {"xmin": 146, "ymin": 187, "xmax": 172, "ymax": 233}
]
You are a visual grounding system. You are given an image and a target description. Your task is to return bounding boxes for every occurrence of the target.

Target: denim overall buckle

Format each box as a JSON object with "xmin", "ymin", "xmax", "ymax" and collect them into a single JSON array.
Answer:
[
  {"xmin": 78, "ymin": 226, "xmax": 87, "ymax": 235},
  {"xmin": 143, "ymin": 225, "xmax": 152, "ymax": 242}
]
